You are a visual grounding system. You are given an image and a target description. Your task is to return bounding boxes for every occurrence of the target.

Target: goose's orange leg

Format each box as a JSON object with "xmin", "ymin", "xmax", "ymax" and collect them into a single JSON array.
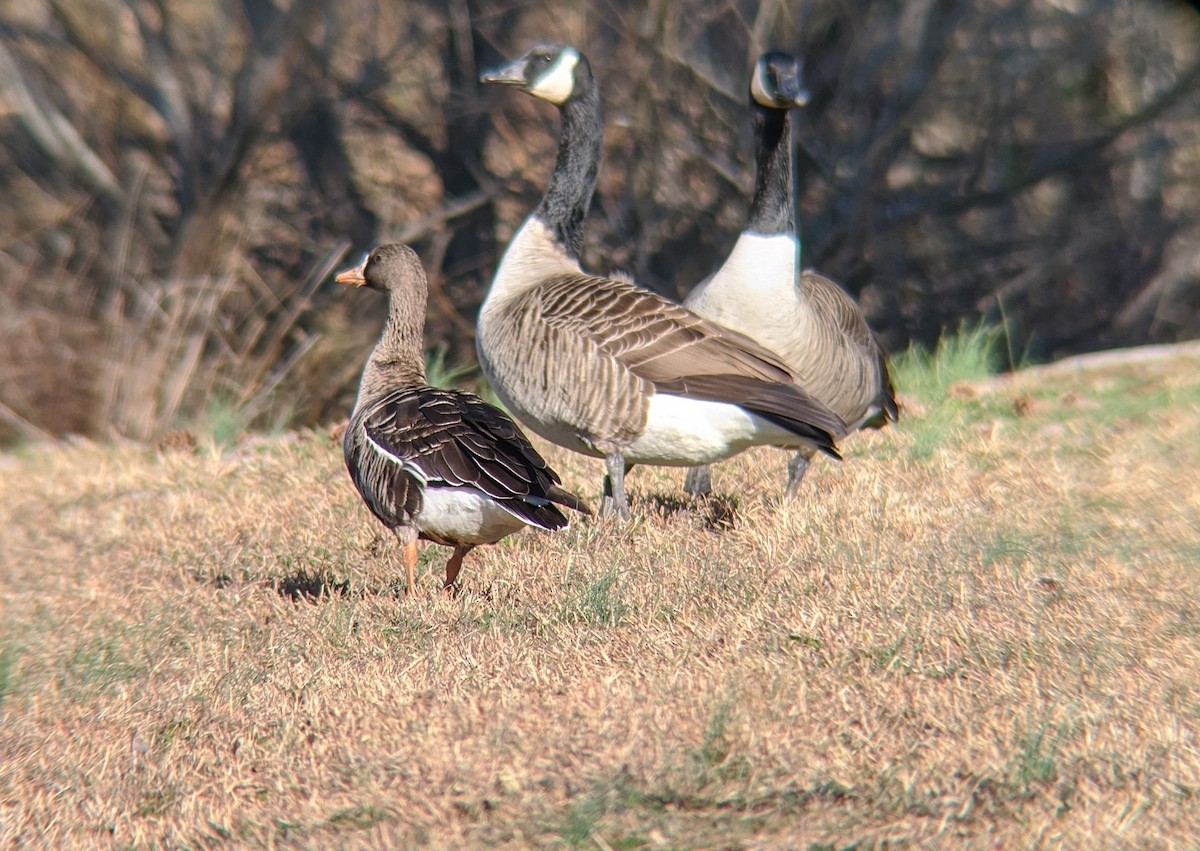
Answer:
[
  {"xmin": 443, "ymin": 546, "xmax": 471, "ymax": 596},
  {"xmin": 403, "ymin": 538, "xmax": 418, "ymax": 596}
]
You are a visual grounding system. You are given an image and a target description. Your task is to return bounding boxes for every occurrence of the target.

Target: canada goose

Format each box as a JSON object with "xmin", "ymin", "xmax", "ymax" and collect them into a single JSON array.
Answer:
[
  {"xmin": 683, "ymin": 51, "xmax": 898, "ymax": 497},
  {"xmin": 337, "ymin": 243, "xmax": 590, "ymax": 594},
  {"xmin": 478, "ymin": 43, "xmax": 846, "ymax": 518}
]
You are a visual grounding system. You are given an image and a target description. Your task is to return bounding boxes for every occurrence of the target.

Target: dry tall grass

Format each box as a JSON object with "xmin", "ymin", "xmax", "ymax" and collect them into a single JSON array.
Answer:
[{"xmin": 1, "ymin": 344, "xmax": 1199, "ymax": 848}]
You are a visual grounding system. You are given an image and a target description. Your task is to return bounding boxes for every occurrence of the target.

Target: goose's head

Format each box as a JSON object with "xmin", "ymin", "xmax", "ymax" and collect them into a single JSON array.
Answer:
[
  {"xmin": 480, "ymin": 43, "xmax": 594, "ymax": 106},
  {"xmin": 750, "ymin": 51, "xmax": 809, "ymax": 110},
  {"xmin": 335, "ymin": 243, "xmax": 424, "ymax": 295}
]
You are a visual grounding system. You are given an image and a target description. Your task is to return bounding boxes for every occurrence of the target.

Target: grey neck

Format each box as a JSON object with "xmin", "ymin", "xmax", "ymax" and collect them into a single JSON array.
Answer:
[
  {"xmin": 535, "ymin": 86, "xmax": 603, "ymax": 261},
  {"xmin": 362, "ymin": 290, "xmax": 427, "ymax": 391},
  {"xmin": 745, "ymin": 103, "xmax": 795, "ymax": 237}
]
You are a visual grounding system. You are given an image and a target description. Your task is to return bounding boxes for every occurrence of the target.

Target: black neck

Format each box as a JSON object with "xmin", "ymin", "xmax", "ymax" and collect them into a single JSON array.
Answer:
[
  {"xmin": 535, "ymin": 86, "xmax": 603, "ymax": 260},
  {"xmin": 745, "ymin": 104, "xmax": 795, "ymax": 237}
]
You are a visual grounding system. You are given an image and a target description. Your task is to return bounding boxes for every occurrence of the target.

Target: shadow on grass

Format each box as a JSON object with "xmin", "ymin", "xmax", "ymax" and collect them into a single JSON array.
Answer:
[
  {"xmin": 191, "ymin": 569, "xmax": 235, "ymax": 590},
  {"xmin": 273, "ymin": 569, "xmax": 351, "ymax": 604},
  {"xmin": 644, "ymin": 493, "xmax": 739, "ymax": 532}
]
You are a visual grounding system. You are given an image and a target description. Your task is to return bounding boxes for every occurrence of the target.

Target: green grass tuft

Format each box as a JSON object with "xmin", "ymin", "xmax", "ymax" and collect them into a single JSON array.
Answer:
[
  {"xmin": 194, "ymin": 391, "xmax": 297, "ymax": 449},
  {"xmin": 424, "ymin": 345, "xmax": 477, "ymax": 390},
  {"xmin": 1009, "ymin": 718, "xmax": 1070, "ymax": 798},
  {"xmin": 197, "ymin": 394, "xmax": 253, "ymax": 448},
  {"xmin": 559, "ymin": 566, "xmax": 628, "ymax": 626},
  {"xmin": 62, "ymin": 632, "xmax": 141, "ymax": 696},
  {"xmin": 0, "ymin": 644, "xmax": 15, "ymax": 707},
  {"xmin": 323, "ymin": 804, "xmax": 392, "ymax": 831},
  {"xmin": 553, "ymin": 794, "xmax": 609, "ymax": 847},
  {"xmin": 890, "ymin": 323, "xmax": 1013, "ymax": 460},
  {"xmin": 893, "ymin": 322, "xmax": 1005, "ymax": 404}
]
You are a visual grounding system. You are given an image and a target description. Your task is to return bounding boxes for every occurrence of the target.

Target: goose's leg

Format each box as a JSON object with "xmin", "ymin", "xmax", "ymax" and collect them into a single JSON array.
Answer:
[
  {"xmin": 684, "ymin": 465, "xmax": 713, "ymax": 498},
  {"xmin": 784, "ymin": 450, "xmax": 815, "ymax": 498},
  {"xmin": 601, "ymin": 453, "xmax": 631, "ymax": 520},
  {"xmin": 400, "ymin": 532, "xmax": 419, "ymax": 596},
  {"xmin": 603, "ymin": 462, "xmax": 635, "ymax": 499},
  {"xmin": 443, "ymin": 546, "xmax": 471, "ymax": 596}
]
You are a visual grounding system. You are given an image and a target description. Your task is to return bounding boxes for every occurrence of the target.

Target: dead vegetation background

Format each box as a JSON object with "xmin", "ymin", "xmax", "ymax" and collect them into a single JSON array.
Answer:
[
  {"xmin": 1, "ymin": 0, "xmax": 1198, "ymax": 443},
  {"xmin": 1, "ymin": 337, "xmax": 1199, "ymax": 846}
]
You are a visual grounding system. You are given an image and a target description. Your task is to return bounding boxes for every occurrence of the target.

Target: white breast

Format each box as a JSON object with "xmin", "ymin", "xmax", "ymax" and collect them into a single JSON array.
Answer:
[
  {"xmin": 485, "ymin": 218, "xmax": 581, "ymax": 304},
  {"xmin": 624, "ymin": 394, "xmax": 810, "ymax": 466},
  {"xmin": 685, "ymin": 233, "xmax": 822, "ymax": 372},
  {"xmin": 418, "ymin": 487, "xmax": 529, "ymax": 546},
  {"xmin": 685, "ymin": 233, "xmax": 798, "ymax": 317}
]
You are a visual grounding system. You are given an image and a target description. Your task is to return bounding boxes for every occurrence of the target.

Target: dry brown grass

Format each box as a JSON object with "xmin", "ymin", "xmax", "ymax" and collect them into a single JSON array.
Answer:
[{"xmin": 2, "ymin": 347, "xmax": 1200, "ymax": 848}]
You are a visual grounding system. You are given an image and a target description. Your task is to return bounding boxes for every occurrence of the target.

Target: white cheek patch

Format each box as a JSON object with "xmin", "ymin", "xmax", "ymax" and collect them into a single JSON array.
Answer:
[
  {"xmin": 750, "ymin": 61, "xmax": 774, "ymax": 107},
  {"xmin": 529, "ymin": 48, "xmax": 580, "ymax": 104}
]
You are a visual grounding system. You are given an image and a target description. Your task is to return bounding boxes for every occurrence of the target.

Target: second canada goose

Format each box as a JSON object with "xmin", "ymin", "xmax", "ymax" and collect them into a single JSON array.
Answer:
[
  {"xmin": 337, "ymin": 243, "xmax": 589, "ymax": 594},
  {"xmin": 684, "ymin": 51, "xmax": 898, "ymax": 497},
  {"xmin": 478, "ymin": 43, "xmax": 846, "ymax": 518}
]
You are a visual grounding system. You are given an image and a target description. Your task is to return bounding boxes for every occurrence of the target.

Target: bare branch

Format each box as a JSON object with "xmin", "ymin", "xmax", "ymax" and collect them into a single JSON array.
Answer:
[
  {"xmin": 392, "ymin": 190, "xmax": 496, "ymax": 245},
  {"xmin": 862, "ymin": 0, "xmax": 969, "ymax": 178},
  {"xmin": 124, "ymin": 0, "xmax": 195, "ymax": 149},
  {"xmin": 0, "ymin": 400, "xmax": 59, "ymax": 444},
  {"xmin": 0, "ymin": 40, "xmax": 124, "ymax": 202}
]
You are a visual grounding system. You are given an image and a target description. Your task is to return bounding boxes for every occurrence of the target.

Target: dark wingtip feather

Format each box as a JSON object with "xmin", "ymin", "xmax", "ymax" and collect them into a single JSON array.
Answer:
[
  {"xmin": 547, "ymin": 484, "xmax": 593, "ymax": 516},
  {"xmin": 739, "ymin": 411, "xmax": 839, "ymax": 458},
  {"xmin": 513, "ymin": 500, "xmax": 571, "ymax": 531}
]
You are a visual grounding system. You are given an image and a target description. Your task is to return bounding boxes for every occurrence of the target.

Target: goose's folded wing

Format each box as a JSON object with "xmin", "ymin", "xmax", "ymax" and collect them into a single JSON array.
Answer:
[
  {"xmin": 533, "ymin": 273, "xmax": 846, "ymax": 438},
  {"xmin": 802, "ymin": 271, "xmax": 899, "ymax": 423},
  {"xmin": 801, "ymin": 270, "xmax": 875, "ymax": 351},
  {"xmin": 344, "ymin": 412, "xmax": 423, "ymax": 531},
  {"xmin": 534, "ymin": 273, "xmax": 800, "ymax": 385},
  {"xmin": 362, "ymin": 388, "xmax": 586, "ymax": 528}
]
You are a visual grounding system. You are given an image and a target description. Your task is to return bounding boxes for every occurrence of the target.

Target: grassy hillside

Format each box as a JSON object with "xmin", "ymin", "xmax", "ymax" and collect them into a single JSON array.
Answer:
[{"xmin": 2, "ymin": 339, "xmax": 1199, "ymax": 848}]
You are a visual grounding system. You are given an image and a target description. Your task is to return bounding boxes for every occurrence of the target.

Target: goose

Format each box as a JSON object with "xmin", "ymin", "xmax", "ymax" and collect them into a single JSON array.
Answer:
[
  {"xmin": 683, "ymin": 51, "xmax": 898, "ymax": 497},
  {"xmin": 477, "ymin": 43, "xmax": 847, "ymax": 518},
  {"xmin": 337, "ymin": 243, "xmax": 590, "ymax": 594}
]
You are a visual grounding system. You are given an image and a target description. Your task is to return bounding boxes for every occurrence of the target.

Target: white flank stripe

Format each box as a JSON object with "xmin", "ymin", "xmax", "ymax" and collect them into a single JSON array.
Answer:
[{"xmin": 366, "ymin": 434, "xmax": 429, "ymax": 484}]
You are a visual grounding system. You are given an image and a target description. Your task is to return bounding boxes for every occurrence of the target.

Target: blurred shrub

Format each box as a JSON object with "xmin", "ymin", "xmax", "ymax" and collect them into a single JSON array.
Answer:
[{"xmin": 0, "ymin": 0, "xmax": 1197, "ymax": 442}]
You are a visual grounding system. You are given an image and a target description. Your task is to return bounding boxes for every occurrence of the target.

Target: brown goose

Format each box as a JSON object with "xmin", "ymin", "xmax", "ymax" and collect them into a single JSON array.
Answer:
[
  {"xmin": 337, "ymin": 244, "xmax": 589, "ymax": 594},
  {"xmin": 478, "ymin": 43, "xmax": 846, "ymax": 518},
  {"xmin": 684, "ymin": 51, "xmax": 898, "ymax": 497}
]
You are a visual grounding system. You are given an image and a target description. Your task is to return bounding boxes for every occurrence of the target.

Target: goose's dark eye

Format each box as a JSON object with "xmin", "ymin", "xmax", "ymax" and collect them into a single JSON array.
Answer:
[{"xmin": 535, "ymin": 53, "xmax": 552, "ymax": 65}]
